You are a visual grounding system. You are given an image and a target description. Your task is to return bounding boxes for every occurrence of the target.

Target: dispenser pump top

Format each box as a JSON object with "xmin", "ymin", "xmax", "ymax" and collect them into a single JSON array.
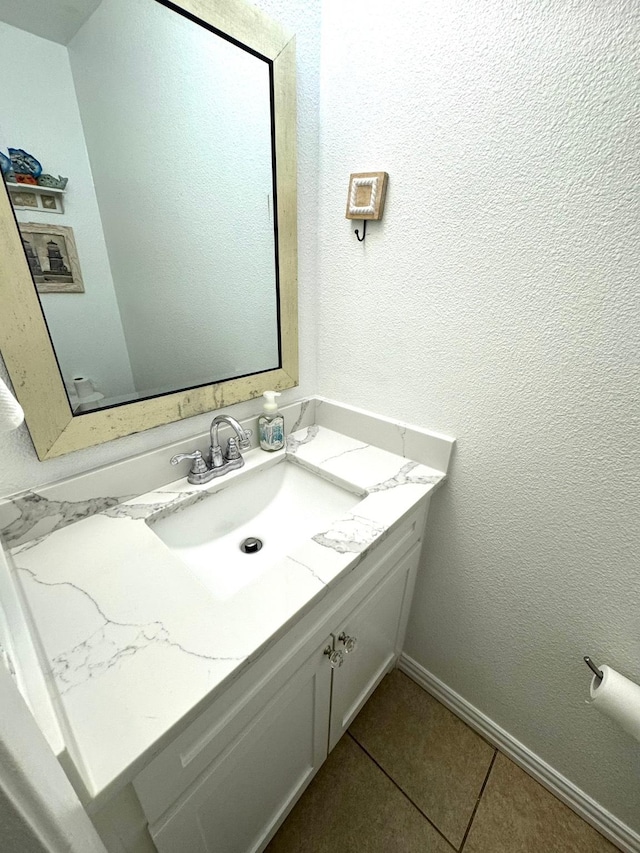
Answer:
[{"xmin": 262, "ymin": 390, "xmax": 281, "ymax": 413}]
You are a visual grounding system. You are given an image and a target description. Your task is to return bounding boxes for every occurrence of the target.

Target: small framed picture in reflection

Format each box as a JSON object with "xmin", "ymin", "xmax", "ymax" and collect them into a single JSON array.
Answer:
[{"xmin": 17, "ymin": 222, "xmax": 84, "ymax": 293}]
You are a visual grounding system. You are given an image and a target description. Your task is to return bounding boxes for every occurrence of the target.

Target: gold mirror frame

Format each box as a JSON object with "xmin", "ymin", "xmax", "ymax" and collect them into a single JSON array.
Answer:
[{"xmin": 0, "ymin": 0, "xmax": 297, "ymax": 460}]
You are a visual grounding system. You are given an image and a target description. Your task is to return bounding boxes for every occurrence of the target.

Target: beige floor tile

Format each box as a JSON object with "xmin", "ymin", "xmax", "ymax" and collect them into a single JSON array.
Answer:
[
  {"xmin": 265, "ymin": 734, "xmax": 454, "ymax": 853},
  {"xmin": 463, "ymin": 752, "xmax": 621, "ymax": 853},
  {"xmin": 349, "ymin": 670, "xmax": 495, "ymax": 848}
]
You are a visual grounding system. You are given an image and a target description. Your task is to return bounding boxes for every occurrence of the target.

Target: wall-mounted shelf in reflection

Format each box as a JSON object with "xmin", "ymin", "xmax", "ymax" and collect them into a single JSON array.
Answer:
[{"xmin": 6, "ymin": 182, "xmax": 66, "ymax": 214}]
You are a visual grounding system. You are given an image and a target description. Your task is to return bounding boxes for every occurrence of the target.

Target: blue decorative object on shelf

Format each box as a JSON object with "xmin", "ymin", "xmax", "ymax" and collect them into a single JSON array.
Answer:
[
  {"xmin": 0, "ymin": 151, "xmax": 11, "ymax": 175},
  {"xmin": 8, "ymin": 148, "xmax": 43, "ymax": 177}
]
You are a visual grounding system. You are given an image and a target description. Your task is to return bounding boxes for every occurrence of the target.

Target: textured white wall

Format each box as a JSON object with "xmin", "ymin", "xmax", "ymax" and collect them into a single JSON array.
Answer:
[
  {"xmin": 0, "ymin": 22, "xmax": 135, "ymax": 402},
  {"xmin": 0, "ymin": 0, "xmax": 320, "ymax": 496},
  {"xmin": 317, "ymin": 0, "xmax": 640, "ymax": 833}
]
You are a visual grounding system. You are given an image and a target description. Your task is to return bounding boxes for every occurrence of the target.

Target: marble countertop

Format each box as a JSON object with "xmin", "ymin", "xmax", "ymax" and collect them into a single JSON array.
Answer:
[{"xmin": 9, "ymin": 424, "xmax": 445, "ymax": 806}]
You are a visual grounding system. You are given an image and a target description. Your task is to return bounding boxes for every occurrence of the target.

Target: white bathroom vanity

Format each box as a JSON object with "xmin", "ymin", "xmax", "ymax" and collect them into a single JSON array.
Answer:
[{"xmin": 0, "ymin": 398, "xmax": 454, "ymax": 853}]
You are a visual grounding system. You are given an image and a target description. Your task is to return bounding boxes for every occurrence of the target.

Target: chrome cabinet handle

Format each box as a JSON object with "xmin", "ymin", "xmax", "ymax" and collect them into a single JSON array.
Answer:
[
  {"xmin": 338, "ymin": 632, "xmax": 357, "ymax": 654},
  {"xmin": 324, "ymin": 645, "xmax": 344, "ymax": 669}
]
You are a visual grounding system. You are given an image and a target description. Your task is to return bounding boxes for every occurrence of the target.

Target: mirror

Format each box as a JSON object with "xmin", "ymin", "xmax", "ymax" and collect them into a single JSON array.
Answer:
[{"xmin": 0, "ymin": 0, "xmax": 297, "ymax": 459}]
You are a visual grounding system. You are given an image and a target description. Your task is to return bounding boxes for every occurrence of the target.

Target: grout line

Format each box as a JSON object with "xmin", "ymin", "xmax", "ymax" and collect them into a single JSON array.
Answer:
[
  {"xmin": 459, "ymin": 750, "xmax": 498, "ymax": 852},
  {"xmin": 347, "ymin": 732, "xmax": 457, "ymax": 852}
]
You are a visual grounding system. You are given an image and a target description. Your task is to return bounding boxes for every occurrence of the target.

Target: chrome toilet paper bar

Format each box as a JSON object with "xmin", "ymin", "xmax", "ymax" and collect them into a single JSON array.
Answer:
[{"xmin": 584, "ymin": 656, "xmax": 603, "ymax": 683}]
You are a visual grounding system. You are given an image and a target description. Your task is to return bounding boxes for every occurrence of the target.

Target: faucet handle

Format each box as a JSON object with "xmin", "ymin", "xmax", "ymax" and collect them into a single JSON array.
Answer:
[
  {"xmin": 224, "ymin": 437, "xmax": 241, "ymax": 461},
  {"xmin": 224, "ymin": 431, "xmax": 253, "ymax": 460},
  {"xmin": 170, "ymin": 450, "xmax": 208, "ymax": 475}
]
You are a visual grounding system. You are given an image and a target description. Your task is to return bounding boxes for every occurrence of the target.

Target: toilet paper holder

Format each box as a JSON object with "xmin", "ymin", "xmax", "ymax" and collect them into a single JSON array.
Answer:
[{"xmin": 584, "ymin": 656, "xmax": 603, "ymax": 684}]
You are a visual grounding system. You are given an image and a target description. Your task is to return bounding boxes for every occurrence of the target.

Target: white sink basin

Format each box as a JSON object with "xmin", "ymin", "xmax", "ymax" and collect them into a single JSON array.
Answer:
[{"xmin": 148, "ymin": 461, "xmax": 362, "ymax": 600}]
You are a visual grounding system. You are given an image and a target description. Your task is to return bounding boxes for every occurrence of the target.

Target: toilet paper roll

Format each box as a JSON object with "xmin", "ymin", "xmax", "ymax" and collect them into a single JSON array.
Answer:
[
  {"xmin": 0, "ymin": 376, "xmax": 24, "ymax": 433},
  {"xmin": 74, "ymin": 376, "xmax": 95, "ymax": 399},
  {"xmin": 590, "ymin": 665, "xmax": 640, "ymax": 743}
]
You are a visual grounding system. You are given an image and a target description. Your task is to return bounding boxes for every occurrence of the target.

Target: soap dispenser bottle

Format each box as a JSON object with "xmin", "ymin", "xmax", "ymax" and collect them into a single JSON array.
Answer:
[{"xmin": 259, "ymin": 391, "xmax": 285, "ymax": 451}]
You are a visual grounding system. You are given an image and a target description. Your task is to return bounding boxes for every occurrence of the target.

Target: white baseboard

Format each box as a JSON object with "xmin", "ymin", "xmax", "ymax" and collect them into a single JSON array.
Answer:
[{"xmin": 398, "ymin": 653, "xmax": 640, "ymax": 853}]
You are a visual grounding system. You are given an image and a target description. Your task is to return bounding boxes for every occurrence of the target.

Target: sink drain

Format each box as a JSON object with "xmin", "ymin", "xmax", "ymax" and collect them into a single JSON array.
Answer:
[{"xmin": 240, "ymin": 537, "xmax": 263, "ymax": 554}]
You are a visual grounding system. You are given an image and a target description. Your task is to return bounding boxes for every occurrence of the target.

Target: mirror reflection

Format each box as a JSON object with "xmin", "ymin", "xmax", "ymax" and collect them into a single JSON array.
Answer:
[{"xmin": 0, "ymin": 0, "xmax": 280, "ymax": 414}]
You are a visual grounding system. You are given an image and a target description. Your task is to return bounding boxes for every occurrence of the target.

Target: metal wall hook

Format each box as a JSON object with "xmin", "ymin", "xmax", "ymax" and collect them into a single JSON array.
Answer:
[
  {"xmin": 584, "ymin": 656, "xmax": 603, "ymax": 683},
  {"xmin": 354, "ymin": 220, "xmax": 367, "ymax": 242}
]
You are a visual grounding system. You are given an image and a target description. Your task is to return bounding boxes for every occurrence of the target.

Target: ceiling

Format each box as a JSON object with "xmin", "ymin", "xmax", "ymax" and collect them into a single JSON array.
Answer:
[{"xmin": 0, "ymin": 0, "xmax": 102, "ymax": 45}]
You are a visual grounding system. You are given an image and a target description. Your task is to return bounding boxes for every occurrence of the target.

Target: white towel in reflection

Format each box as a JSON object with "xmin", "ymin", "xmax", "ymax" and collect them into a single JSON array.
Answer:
[{"xmin": 0, "ymin": 376, "xmax": 24, "ymax": 433}]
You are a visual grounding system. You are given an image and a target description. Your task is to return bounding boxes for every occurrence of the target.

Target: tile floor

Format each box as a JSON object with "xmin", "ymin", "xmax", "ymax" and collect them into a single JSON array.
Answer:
[{"xmin": 266, "ymin": 670, "xmax": 620, "ymax": 853}]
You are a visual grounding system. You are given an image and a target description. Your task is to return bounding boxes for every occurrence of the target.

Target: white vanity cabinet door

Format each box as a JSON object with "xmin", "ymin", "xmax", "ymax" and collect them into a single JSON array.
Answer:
[
  {"xmin": 148, "ymin": 638, "xmax": 332, "ymax": 853},
  {"xmin": 328, "ymin": 541, "xmax": 422, "ymax": 752}
]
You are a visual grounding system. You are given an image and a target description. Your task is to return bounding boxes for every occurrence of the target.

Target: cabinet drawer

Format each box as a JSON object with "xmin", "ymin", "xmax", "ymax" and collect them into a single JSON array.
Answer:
[
  {"xmin": 133, "ymin": 626, "xmax": 327, "ymax": 824},
  {"xmin": 149, "ymin": 639, "xmax": 332, "ymax": 853}
]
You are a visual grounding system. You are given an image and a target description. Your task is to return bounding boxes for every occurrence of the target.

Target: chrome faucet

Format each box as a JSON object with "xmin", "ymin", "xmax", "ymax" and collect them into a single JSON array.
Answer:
[
  {"xmin": 208, "ymin": 415, "xmax": 251, "ymax": 468},
  {"xmin": 170, "ymin": 414, "xmax": 252, "ymax": 484}
]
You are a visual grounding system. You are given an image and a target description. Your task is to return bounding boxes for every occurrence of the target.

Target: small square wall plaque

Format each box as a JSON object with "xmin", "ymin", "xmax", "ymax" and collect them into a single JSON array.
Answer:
[{"xmin": 345, "ymin": 171, "xmax": 388, "ymax": 220}]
